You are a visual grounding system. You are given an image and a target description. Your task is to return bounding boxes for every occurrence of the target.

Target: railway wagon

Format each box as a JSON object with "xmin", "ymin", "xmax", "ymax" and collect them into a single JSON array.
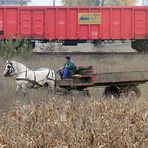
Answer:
[
  {"xmin": 0, "ymin": 6, "xmax": 148, "ymax": 53},
  {"xmin": 57, "ymin": 66, "xmax": 148, "ymax": 99}
]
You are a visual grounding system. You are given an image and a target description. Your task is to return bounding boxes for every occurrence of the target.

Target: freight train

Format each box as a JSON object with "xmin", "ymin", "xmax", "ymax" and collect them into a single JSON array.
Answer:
[{"xmin": 0, "ymin": 6, "xmax": 148, "ymax": 53}]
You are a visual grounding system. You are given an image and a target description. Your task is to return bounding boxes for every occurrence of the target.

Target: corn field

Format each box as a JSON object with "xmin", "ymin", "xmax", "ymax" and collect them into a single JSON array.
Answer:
[{"xmin": 0, "ymin": 51, "xmax": 148, "ymax": 147}]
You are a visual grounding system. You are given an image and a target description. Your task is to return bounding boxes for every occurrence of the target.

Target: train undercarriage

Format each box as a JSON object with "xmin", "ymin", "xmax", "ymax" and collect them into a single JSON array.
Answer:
[
  {"xmin": 131, "ymin": 40, "xmax": 148, "ymax": 53},
  {"xmin": 62, "ymin": 39, "xmax": 148, "ymax": 54},
  {"xmin": 49, "ymin": 39, "xmax": 148, "ymax": 53},
  {"xmin": 1, "ymin": 38, "xmax": 148, "ymax": 54}
]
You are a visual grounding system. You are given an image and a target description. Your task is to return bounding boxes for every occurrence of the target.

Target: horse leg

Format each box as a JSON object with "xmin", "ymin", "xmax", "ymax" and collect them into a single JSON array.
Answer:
[
  {"xmin": 15, "ymin": 85, "xmax": 21, "ymax": 99},
  {"xmin": 42, "ymin": 87, "xmax": 50, "ymax": 102},
  {"xmin": 22, "ymin": 85, "xmax": 28, "ymax": 99},
  {"xmin": 43, "ymin": 80, "xmax": 55, "ymax": 100},
  {"xmin": 52, "ymin": 85, "xmax": 56, "ymax": 97},
  {"xmin": 48, "ymin": 85, "xmax": 56, "ymax": 100},
  {"xmin": 43, "ymin": 85, "xmax": 55, "ymax": 102}
]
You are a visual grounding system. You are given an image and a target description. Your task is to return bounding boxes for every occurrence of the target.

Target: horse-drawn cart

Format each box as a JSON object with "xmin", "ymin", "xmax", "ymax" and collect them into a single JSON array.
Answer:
[
  {"xmin": 3, "ymin": 61, "xmax": 148, "ymax": 99},
  {"xmin": 57, "ymin": 66, "xmax": 148, "ymax": 99}
]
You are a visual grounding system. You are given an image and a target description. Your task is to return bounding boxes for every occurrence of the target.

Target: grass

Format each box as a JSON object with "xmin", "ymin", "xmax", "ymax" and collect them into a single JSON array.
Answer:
[{"xmin": 0, "ymin": 54, "xmax": 148, "ymax": 147}]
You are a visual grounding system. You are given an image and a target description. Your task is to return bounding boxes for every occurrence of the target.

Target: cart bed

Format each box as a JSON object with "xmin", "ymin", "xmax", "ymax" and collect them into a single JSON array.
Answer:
[{"xmin": 94, "ymin": 71, "xmax": 148, "ymax": 86}]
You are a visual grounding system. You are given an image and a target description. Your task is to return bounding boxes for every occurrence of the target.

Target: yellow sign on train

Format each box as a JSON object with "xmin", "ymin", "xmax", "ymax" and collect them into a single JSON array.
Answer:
[{"xmin": 78, "ymin": 13, "xmax": 101, "ymax": 24}]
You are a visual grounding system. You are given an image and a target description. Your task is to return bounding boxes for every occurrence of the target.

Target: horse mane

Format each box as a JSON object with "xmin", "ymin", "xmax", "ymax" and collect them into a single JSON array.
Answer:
[
  {"xmin": 11, "ymin": 60, "xmax": 30, "ymax": 73},
  {"xmin": 37, "ymin": 67, "xmax": 47, "ymax": 71}
]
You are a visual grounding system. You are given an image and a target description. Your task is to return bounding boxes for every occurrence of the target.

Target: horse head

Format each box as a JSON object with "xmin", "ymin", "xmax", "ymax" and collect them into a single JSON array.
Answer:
[{"xmin": 3, "ymin": 60, "xmax": 15, "ymax": 77}]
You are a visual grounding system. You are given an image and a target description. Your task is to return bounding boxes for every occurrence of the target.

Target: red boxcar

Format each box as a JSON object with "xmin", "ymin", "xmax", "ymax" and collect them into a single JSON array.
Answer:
[{"xmin": 0, "ymin": 6, "xmax": 148, "ymax": 52}]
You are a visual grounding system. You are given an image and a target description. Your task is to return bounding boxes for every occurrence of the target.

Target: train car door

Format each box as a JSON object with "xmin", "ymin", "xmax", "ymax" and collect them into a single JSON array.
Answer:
[
  {"xmin": 20, "ymin": 10, "xmax": 45, "ymax": 38},
  {"xmin": 134, "ymin": 10, "xmax": 146, "ymax": 39},
  {"xmin": 20, "ymin": 10, "xmax": 32, "ymax": 36},
  {"xmin": 32, "ymin": 11, "xmax": 45, "ymax": 37}
]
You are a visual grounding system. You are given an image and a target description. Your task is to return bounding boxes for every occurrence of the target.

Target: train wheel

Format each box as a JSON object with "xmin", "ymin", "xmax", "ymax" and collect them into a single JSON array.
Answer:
[
  {"xmin": 126, "ymin": 86, "xmax": 141, "ymax": 100},
  {"xmin": 28, "ymin": 40, "xmax": 35, "ymax": 49},
  {"xmin": 47, "ymin": 42, "xmax": 54, "ymax": 52},
  {"xmin": 131, "ymin": 40, "xmax": 148, "ymax": 54},
  {"xmin": 104, "ymin": 86, "xmax": 120, "ymax": 99},
  {"xmin": 92, "ymin": 40, "xmax": 103, "ymax": 47}
]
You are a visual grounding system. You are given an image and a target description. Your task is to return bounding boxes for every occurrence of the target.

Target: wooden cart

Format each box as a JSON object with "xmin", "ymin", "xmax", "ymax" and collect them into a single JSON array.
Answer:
[{"xmin": 56, "ymin": 66, "xmax": 148, "ymax": 99}]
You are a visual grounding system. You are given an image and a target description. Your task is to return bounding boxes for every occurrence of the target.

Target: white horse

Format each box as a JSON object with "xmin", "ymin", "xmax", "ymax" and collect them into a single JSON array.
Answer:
[{"xmin": 3, "ymin": 60, "xmax": 56, "ymax": 97}]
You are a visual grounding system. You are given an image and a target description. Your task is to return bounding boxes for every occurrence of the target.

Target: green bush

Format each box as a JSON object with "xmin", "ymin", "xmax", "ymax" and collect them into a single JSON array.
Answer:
[{"xmin": 0, "ymin": 37, "xmax": 34, "ymax": 59}]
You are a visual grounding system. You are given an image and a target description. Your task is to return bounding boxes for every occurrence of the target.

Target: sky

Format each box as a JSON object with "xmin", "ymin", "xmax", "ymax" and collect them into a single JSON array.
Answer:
[
  {"xmin": 28, "ymin": 0, "xmax": 144, "ymax": 6},
  {"xmin": 29, "ymin": 0, "xmax": 62, "ymax": 6}
]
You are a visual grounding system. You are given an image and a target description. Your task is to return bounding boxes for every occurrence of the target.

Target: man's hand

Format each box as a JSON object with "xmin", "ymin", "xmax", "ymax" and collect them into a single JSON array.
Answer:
[{"xmin": 59, "ymin": 66, "xmax": 63, "ymax": 70}]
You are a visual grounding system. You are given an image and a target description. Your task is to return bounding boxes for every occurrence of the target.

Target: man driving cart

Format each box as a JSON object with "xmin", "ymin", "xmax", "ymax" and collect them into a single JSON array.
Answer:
[{"xmin": 58, "ymin": 55, "xmax": 77, "ymax": 79}]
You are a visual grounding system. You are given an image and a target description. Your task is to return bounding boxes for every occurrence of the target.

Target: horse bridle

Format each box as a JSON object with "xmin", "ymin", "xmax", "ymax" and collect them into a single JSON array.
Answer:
[
  {"xmin": 5, "ymin": 61, "xmax": 28, "ymax": 76},
  {"xmin": 5, "ymin": 61, "xmax": 15, "ymax": 76}
]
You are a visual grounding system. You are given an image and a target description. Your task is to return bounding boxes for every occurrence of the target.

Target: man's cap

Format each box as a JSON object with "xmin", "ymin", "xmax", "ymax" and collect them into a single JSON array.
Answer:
[{"xmin": 65, "ymin": 55, "xmax": 71, "ymax": 60}]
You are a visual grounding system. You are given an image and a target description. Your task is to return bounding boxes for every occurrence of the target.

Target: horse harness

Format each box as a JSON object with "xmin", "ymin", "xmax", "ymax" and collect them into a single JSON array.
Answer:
[{"xmin": 15, "ymin": 69, "xmax": 55, "ymax": 88}]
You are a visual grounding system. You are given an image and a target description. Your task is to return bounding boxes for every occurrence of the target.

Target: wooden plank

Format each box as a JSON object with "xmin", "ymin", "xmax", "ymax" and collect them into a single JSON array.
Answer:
[
  {"xmin": 95, "ymin": 71, "xmax": 148, "ymax": 84},
  {"xmin": 56, "ymin": 79, "xmax": 74, "ymax": 86}
]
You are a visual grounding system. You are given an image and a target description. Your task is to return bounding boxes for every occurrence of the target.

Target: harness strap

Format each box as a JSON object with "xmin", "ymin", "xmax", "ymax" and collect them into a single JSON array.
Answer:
[
  {"xmin": 25, "ymin": 68, "xmax": 27, "ymax": 78},
  {"xmin": 16, "ymin": 78, "xmax": 43, "ymax": 88},
  {"xmin": 46, "ymin": 69, "xmax": 55, "ymax": 81},
  {"xmin": 31, "ymin": 71, "xmax": 36, "ymax": 88},
  {"xmin": 46, "ymin": 69, "xmax": 57, "ymax": 90},
  {"xmin": 16, "ymin": 69, "xmax": 55, "ymax": 88}
]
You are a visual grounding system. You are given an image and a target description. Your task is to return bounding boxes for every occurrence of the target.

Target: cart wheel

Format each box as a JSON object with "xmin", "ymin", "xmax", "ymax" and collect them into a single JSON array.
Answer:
[
  {"xmin": 82, "ymin": 90, "xmax": 91, "ymax": 97},
  {"xmin": 126, "ymin": 86, "xmax": 141, "ymax": 100},
  {"xmin": 77, "ymin": 88, "xmax": 91, "ymax": 97},
  {"xmin": 104, "ymin": 86, "xmax": 120, "ymax": 99}
]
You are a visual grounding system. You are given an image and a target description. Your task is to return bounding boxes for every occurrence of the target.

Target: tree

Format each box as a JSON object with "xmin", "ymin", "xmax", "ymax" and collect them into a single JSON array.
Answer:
[
  {"xmin": 0, "ymin": 37, "xmax": 33, "ymax": 60},
  {"xmin": 62, "ymin": 0, "xmax": 137, "ymax": 6}
]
